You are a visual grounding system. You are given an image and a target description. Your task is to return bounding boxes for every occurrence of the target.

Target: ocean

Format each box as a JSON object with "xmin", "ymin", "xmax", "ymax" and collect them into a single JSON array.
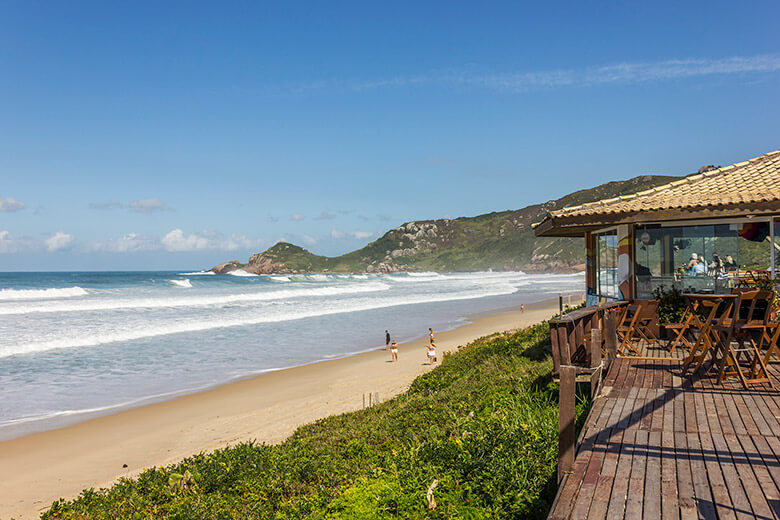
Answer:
[{"xmin": 0, "ymin": 270, "xmax": 582, "ymax": 440}]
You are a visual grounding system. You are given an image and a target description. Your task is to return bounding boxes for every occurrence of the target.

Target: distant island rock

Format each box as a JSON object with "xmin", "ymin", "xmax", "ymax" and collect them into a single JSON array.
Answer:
[{"xmin": 210, "ymin": 173, "xmax": 684, "ymax": 275}]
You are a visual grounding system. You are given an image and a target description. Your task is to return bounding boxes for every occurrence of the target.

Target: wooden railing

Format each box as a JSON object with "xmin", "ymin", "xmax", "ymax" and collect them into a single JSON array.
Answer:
[{"xmin": 549, "ymin": 300, "xmax": 628, "ymax": 483}]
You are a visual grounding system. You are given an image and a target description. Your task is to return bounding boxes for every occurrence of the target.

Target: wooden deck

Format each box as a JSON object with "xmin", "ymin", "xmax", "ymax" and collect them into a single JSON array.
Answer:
[{"xmin": 548, "ymin": 355, "xmax": 780, "ymax": 519}]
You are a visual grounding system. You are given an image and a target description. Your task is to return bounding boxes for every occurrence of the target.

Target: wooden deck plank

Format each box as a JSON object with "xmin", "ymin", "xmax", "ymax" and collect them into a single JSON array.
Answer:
[
  {"xmin": 587, "ymin": 428, "xmax": 622, "ymax": 520},
  {"xmin": 548, "ymin": 341, "xmax": 780, "ymax": 520},
  {"xmin": 624, "ymin": 429, "xmax": 647, "ymax": 518},
  {"xmin": 605, "ymin": 429, "xmax": 634, "ymax": 518},
  {"xmin": 686, "ymin": 432, "xmax": 717, "ymax": 519},
  {"xmin": 740, "ymin": 434, "xmax": 780, "ymax": 520},
  {"xmin": 643, "ymin": 430, "xmax": 662, "ymax": 519},
  {"xmin": 725, "ymin": 432, "xmax": 774, "ymax": 519},
  {"xmin": 661, "ymin": 429, "xmax": 680, "ymax": 520},
  {"xmin": 674, "ymin": 431, "xmax": 698, "ymax": 520},
  {"xmin": 698, "ymin": 432, "xmax": 737, "ymax": 520}
]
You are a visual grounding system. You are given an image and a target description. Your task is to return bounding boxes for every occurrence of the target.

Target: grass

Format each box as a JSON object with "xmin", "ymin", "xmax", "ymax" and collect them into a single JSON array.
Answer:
[{"xmin": 42, "ymin": 322, "xmax": 591, "ymax": 519}]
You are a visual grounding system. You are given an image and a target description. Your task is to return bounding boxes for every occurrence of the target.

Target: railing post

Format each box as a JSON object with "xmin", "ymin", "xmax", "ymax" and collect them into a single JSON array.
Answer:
[
  {"xmin": 604, "ymin": 309, "xmax": 617, "ymax": 365},
  {"xmin": 558, "ymin": 365, "xmax": 576, "ymax": 483},
  {"xmin": 589, "ymin": 328, "xmax": 602, "ymax": 398}
]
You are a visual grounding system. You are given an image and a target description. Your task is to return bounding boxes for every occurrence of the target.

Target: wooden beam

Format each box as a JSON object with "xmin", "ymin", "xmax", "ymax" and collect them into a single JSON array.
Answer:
[{"xmin": 558, "ymin": 365, "xmax": 577, "ymax": 483}]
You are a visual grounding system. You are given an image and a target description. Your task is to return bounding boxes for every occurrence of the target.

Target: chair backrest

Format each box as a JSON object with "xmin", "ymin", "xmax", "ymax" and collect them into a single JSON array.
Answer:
[{"xmin": 730, "ymin": 289, "xmax": 774, "ymax": 325}]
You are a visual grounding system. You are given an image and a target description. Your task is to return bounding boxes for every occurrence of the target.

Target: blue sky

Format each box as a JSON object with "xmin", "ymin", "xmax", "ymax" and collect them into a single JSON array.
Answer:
[{"xmin": 1, "ymin": 1, "xmax": 779, "ymax": 270}]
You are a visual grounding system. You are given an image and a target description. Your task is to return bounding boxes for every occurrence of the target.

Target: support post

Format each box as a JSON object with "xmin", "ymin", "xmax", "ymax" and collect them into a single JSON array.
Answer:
[
  {"xmin": 589, "ymin": 328, "xmax": 602, "ymax": 398},
  {"xmin": 604, "ymin": 309, "xmax": 617, "ymax": 365},
  {"xmin": 558, "ymin": 365, "xmax": 576, "ymax": 483}
]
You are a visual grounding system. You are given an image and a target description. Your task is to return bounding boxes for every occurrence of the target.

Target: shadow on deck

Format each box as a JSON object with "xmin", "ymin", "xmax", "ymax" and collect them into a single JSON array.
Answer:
[{"xmin": 549, "ymin": 355, "xmax": 780, "ymax": 519}]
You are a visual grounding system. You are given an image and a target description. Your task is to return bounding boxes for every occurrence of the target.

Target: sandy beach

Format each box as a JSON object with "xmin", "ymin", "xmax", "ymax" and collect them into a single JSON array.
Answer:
[{"xmin": 0, "ymin": 296, "xmax": 574, "ymax": 519}]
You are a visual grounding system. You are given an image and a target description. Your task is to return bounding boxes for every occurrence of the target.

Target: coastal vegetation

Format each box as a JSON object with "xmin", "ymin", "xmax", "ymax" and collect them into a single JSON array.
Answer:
[
  {"xmin": 43, "ymin": 321, "xmax": 590, "ymax": 519},
  {"xmin": 212, "ymin": 173, "xmax": 681, "ymax": 275}
]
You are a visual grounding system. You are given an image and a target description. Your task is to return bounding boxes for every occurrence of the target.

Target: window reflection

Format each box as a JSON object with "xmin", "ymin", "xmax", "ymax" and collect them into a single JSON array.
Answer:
[
  {"xmin": 596, "ymin": 232, "xmax": 618, "ymax": 299},
  {"xmin": 635, "ymin": 222, "xmax": 771, "ymax": 298}
]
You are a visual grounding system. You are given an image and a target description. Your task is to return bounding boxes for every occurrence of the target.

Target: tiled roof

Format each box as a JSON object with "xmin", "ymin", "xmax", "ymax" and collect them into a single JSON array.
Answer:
[
  {"xmin": 550, "ymin": 149, "xmax": 780, "ymax": 218},
  {"xmin": 534, "ymin": 149, "xmax": 780, "ymax": 236}
]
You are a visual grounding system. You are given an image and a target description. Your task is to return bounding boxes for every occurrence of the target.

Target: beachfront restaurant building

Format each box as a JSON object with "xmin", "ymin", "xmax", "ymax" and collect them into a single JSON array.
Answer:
[{"xmin": 533, "ymin": 150, "xmax": 780, "ymax": 304}]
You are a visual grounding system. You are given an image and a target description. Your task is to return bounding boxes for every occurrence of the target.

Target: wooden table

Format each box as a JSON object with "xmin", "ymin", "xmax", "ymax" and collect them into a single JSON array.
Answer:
[{"xmin": 680, "ymin": 293, "xmax": 736, "ymax": 375}]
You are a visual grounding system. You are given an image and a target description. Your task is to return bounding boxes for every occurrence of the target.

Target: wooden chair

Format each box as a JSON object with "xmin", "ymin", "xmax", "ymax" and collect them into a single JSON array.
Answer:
[
  {"xmin": 713, "ymin": 289, "xmax": 775, "ymax": 389},
  {"xmin": 681, "ymin": 297, "xmax": 727, "ymax": 375},
  {"xmin": 616, "ymin": 301, "xmax": 644, "ymax": 356},
  {"xmin": 663, "ymin": 304, "xmax": 695, "ymax": 353},
  {"xmin": 634, "ymin": 300, "xmax": 660, "ymax": 344},
  {"xmin": 761, "ymin": 321, "xmax": 780, "ymax": 366}
]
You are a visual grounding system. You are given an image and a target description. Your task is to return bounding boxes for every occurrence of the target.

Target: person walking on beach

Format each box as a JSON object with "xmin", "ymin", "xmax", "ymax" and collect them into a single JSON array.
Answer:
[
  {"xmin": 427, "ymin": 341, "xmax": 437, "ymax": 364},
  {"xmin": 520, "ymin": 304, "xmax": 525, "ymax": 314},
  {"xmin": 428, "ymin": 328, "xmax": 434, "ymax": 344},
  {"xmin": 390, "ymin": 340, "xmax": 398, "ymax": 362},
  {"xmin": 385, "ymin": 330, "xmax": 391, "ymax": 349}
]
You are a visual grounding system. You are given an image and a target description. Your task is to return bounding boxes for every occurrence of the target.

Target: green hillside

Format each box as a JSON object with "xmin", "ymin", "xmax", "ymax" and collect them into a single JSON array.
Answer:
[{"xmin": 213, "ymin": 174, "xmax": 681, "ymax": 274}]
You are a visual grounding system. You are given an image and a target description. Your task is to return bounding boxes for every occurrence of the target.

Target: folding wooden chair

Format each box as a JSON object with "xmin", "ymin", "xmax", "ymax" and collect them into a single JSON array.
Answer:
[
  {"xmin": 635, "ymin": 300, "xmax": 659, "ymax": 344},
  {"xmin": 761, "ymin": 321, "xmax": 780, "ymax": 366},
  {"xmin": 616, "ymin": 301, "xmax": 644, "ymax": 356},
  {"xmin": 664, "ymin": 303, "xmax": 695, "ymax": 353},
  {"xmin": 713, "ymin": 289, "xmax": 775, "ymax": 389},
  {"xmin": 681, "ymin": 297, "xmax": 726, "ymax": 375}
]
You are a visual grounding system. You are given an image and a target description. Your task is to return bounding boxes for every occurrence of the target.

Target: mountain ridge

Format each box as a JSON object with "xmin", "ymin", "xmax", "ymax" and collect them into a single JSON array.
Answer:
[{"xmin": 210, "ymin": 173, "xmax": 682, "ymax": 274}]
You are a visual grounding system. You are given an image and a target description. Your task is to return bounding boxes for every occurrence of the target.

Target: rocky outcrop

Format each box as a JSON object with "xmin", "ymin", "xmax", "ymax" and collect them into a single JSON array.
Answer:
[
  {"xmin": 243, "ymin": 251, "xmax": 291, "ymax": 274},
  {"xmin": 210, "ymin": 260, "xmax": 245, "ymax": 274}
]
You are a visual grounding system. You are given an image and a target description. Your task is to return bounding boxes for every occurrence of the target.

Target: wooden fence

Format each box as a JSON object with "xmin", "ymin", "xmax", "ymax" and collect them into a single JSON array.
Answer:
[{"xmin": 549, "ymin": 300, "xmax": 628, "ymax": 483}]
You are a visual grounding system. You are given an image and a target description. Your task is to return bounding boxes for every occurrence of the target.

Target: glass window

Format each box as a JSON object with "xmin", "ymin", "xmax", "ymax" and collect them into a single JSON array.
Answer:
[
  {"xmin": 596, "ymin": 231, "xmax": 618, "ymax": 299},
  {"xmin": 635, "ymin": 221, "xmax": 772, "ymax": 298}
]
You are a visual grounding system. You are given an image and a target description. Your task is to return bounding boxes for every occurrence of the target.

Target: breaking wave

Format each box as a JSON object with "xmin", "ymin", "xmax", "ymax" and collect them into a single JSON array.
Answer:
[{"xmin": 0, "ymin": 287, "xmax": 88, "ymax": 301}]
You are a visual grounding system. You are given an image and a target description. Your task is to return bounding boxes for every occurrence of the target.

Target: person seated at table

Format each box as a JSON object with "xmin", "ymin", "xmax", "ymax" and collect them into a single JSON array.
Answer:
[
  {"xmin": 709, "ymin": 253, "xmax": 726, "ymax": 277},
  {"xmin": 723, "ymin": 255, "xmax": 738, "ymax": 271},
  {"xmin": 686, "ymin": 253, "xmax": 706, "ymax": 276}
]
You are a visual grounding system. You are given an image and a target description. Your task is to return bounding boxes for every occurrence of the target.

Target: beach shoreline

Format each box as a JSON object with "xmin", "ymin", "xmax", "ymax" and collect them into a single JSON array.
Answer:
[{"xmin": 0, "ymin": 294, "xmax": 579, "ymax": 519}]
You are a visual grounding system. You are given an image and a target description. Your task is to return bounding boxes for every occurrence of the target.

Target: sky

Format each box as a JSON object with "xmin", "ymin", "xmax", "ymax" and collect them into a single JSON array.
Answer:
[{"xmin": 1, "ymin": 1, "xmax": 779, "ymax": 271}]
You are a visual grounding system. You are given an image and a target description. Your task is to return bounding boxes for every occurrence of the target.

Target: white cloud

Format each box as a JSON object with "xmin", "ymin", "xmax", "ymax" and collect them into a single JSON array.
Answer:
[
  {"xmin": 0, "ymin": 231, "xmax": 39, "ymax": 253},
  {"xmin": 330, "ymin": 229, "xmax": 345, "ymax": 239},
  {"xmin": 45, "ymin": 232, "xmax": 74, "ymax": 252},
  {"xmin": 299, "ymin": 53, "xmax": 780, "ymax": 94},
  {"xmin": 301, "ymin": 234, "xmax": 317, "ymax": 245},
  {"xmin": 0, "ymin": 197, "xmax": 26, "ymax": 212},
  {"xmin": 89, "ymin": 200, "xmax": 123, "ymax": 210},
  {"xmin": 290, "ymin": 213, "xmax": 305, "ymax": 221},
  {"xmin": 161, "ymin": 229, "xmax": 265, "ymax": 252},
  {"xmin": 350, "ymin": 231, "xmax": 374, "ymax": 240},
  {"xmin": 129, "ymin": 197, "xmax": 169, "ymax": 213},
  {"xmin": 89, "ymin": 233, "xmax": 160, "ymax": 253}
]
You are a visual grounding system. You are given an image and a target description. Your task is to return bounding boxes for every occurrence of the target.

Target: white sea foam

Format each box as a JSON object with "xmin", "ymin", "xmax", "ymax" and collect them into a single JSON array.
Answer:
[
  {"xmin": 227, "ymin": 269, "xmax": 257, "ymax": 277},
  {"xmin": 307, "ymin": 274, "xmax": 330, "ymax": 282},
  {"xmin": 0, "ymin": 282, "xmax": 392, "ymax": 315},
  {"xmin": 179, "ymin": 271, "xmax": 215, "ymax": 276},
  {"xmin": 0, "ymin": 282, "xmax": 521, "ymax": 358},
  {"xmin": 169, "ymin": 279, "xmax": 193, "ymax": 288},
  {"xmin": 0, "ymin": 286, "xmax": 88, "ymax": 300},
  {"xmin": 268, "ymin": 275, "xmax": 291, "ymax": 283}
]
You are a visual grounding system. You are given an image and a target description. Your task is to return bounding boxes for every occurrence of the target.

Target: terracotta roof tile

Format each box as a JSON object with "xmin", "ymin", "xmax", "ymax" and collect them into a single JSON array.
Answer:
[{"xmin": 545, "ymin": 149, "xmax": 780, "ymax": 219}]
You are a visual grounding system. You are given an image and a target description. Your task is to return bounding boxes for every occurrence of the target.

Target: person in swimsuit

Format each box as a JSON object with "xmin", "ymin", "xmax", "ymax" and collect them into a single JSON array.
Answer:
[
  {"xmin": 427, "ymin": 342, "xmax": 437, "ymax": 364},
  {"xmin": 385, "ymin": 330, "xmax": 391, "ymax": 349},
  {"xmin": 390, "ymin": 340, "xmax": 398, "ymax": 362}
]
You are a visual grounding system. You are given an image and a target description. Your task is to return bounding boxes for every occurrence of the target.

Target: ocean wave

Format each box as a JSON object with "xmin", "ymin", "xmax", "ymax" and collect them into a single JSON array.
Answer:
[
  {"xmin": 179, "ymin": 271, "xmax": 215, "ymax": 276},
  {"xmin": 0, "ymin": 286, "xmax": 88, "ymax": 301},
  {"xmin": 268, "ymin": 275, "xmax": 291, "ymax": 283},
  {"xmin": 169, "ymin": 279, "xmax": 193, "ymax": 288},
  {"xmin": 0, "ymin": 283, "xmax": 520, "ymax": 358},
  {"xmin": 406, "ymin": 271, "xmax": 443, "ymax": 278},
  {"xmin": 0, "ymin": 282, "xmax": 392, "ymax": 316},
  {"xmin": 227, "ymin": 269, "xmax": 257, "ymax": 277}
]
